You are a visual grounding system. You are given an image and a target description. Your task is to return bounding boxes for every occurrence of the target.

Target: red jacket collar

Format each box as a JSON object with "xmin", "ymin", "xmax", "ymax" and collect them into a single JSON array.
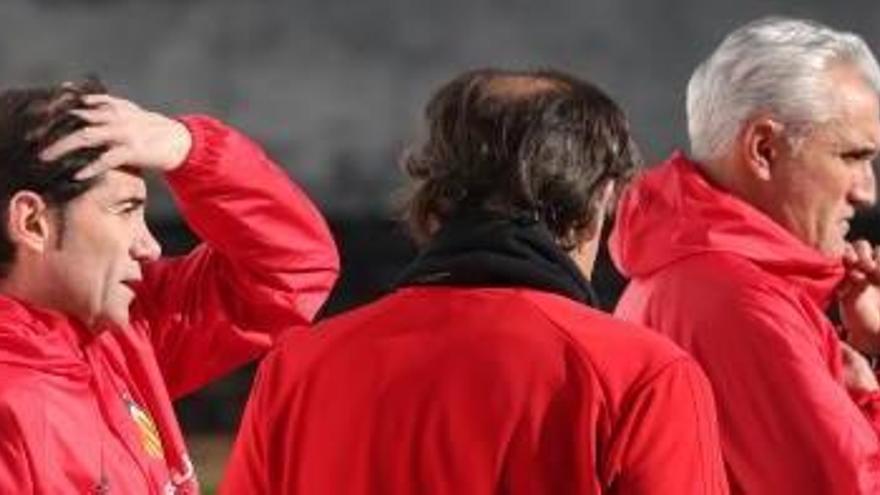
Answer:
[
  {"xmin": 0, "ymin": 293, "xmax": 97, "ymax": 377},
  {"xmin": 609, "ymin": 152, "xmax": 844, "ymax": 308}
]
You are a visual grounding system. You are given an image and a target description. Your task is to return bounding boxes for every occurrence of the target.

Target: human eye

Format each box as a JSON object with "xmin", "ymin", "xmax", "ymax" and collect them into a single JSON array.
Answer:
[
  {"xmin": 116, "ymin": 199, "xmax": 145, "ymax": 216},
  {"xmin": 840, "ymin": 148, "xmax": 877, "ymax": 164}
]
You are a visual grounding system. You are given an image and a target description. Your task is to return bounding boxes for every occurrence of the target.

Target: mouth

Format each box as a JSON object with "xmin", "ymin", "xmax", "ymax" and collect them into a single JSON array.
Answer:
[{"xmin": 120, "ymin": 279, "xmax": 142, "ymax": 294}]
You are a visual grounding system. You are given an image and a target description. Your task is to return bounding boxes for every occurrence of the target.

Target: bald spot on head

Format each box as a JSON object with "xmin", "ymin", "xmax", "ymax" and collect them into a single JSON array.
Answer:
[{"xmin": 482, "ymin": 74, "xmax": 570, "ymax": 101}]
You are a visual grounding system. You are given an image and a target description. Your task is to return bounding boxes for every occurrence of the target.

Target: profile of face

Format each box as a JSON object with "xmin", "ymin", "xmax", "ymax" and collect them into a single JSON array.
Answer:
[
  {"xmin": 41, "ymin": 168, "xmax": 162, "ymax": 329},
  {"xmin": 765, "ymin": 65, "xmax": 880, "ymax": 256}
]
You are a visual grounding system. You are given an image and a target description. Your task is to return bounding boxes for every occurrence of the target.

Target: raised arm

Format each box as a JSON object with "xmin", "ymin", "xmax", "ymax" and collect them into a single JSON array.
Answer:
[{"xmin": 42, "ymin": 96, "xmax": 340, "ymax": 397}]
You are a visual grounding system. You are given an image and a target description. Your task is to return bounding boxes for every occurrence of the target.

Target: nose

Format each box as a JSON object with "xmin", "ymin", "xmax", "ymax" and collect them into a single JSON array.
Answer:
[
  {"xmin": 850, "ymin": 160, "xmax": 877, "ymax": 207},
  {"xmin": 132, "ymin": 221, "xmax": 162, "ymax": 263}
]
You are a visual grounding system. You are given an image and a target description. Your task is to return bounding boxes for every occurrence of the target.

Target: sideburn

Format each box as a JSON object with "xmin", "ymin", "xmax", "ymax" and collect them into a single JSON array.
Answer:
[{"xmin": 49, "ymin": 206, "xmax": 68, "ymax": 250}]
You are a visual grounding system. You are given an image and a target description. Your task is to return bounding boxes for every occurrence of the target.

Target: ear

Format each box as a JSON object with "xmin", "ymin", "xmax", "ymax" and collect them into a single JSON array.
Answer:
[
  {"xmin": 6, "ymin": 191, "xmax": 54, "ymax": 254},
  {"xmin": 740, "ymin": 116, "xmax": 785, "ymax": 182}
]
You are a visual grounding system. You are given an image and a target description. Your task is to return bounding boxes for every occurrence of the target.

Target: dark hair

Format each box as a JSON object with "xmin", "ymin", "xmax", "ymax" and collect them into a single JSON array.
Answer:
[
  {"xmin": 401, "ymin": 68, "xmax": 641, "ymax": 249},
  {"xmin": 0, "ymin": 78, "xmax": 108, "ymax": 275}
]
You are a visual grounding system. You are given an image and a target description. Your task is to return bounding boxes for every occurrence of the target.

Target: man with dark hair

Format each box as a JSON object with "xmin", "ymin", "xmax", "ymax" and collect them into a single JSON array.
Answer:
[
  {"xmin": 0, "ymin": 80, "xmax": 339, "ymax": 493},
  {"xmin": 221, "ymin": 68, "xmax": 728, "ymax": 494}
]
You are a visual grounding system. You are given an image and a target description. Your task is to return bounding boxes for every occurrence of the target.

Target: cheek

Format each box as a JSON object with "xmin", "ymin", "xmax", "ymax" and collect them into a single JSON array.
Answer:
[
  {"xmin": 802, "ymin": 167, "xmax": 849, "ymax": 209},
  {"xmin": 43, "ymin": 255, "xmax": 103, "ymax": 319},
  {"xmin": 56, "ymin": 236, "xmax": 121, "ymax": 297}
]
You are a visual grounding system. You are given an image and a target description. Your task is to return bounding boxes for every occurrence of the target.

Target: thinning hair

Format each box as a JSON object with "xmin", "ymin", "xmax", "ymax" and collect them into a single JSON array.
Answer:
[
  {"xmin": 401, "ymin": 68, "xmax": 641, "ymax": 249},
  {"xmin": 686, "ymin": 16, "xmax": 880, "ymax": 162}
]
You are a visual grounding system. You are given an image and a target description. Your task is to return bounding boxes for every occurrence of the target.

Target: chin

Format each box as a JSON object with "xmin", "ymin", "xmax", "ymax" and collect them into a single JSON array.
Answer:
[
  {"xmin": 95, "ymin": 309, "xmax": 132, "ymax": 331},
  {"xmin": 109, "ymin": 314, "xmax": 132, "ymax": 330},
  {"xmin": 821, "ymin": 240, "xmax": 848, "ymax": 258},
  {"xmin": 98, "ymin": 292, "xmax": 136, "ymax": 330}
]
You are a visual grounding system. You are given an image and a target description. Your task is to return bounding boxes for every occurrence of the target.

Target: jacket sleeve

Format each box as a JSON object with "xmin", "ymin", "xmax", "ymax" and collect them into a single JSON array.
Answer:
[
  {"xmin": 609, "ymin": 358, "xmax": 729, "ymax": 494},
  {"xmin": 219, "ymin": 346, "xmax": 287, "ymax": 495},
  {"xmin": 132, "ymin": 115, "xmax": 340, "ymax": 399},
  {"xmin": 221, "ymin": 331, "xmax": 315, "ymax": 495},
  {"xmin": 671, "ymin": 284, "xmax": 880, "ymax": 494}
]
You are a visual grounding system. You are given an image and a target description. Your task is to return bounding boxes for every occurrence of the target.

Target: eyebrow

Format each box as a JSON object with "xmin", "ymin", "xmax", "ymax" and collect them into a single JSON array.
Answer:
[
  {"xmin": 112, "ymin": 196, "xmax": 147, "ymax": 209},
  {"xmin": 841, "ymin": 146, "xmax": 879, "ymax": 160}
]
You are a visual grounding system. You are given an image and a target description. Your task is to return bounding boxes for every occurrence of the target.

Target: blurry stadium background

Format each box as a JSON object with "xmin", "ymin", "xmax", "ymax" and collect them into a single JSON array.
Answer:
[{"xmin": 3, "ymin": 0, "xmax": 880, "ymax": 491}]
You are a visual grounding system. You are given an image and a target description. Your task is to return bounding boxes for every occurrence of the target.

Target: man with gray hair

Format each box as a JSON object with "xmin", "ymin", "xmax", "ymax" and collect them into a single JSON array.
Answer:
[{"xmin": 610, "ymin": 17, "xmax": 880, "ymax": 493}]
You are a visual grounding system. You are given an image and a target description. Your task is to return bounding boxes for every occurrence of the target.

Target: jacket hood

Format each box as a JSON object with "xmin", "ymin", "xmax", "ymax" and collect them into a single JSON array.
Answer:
[
  {"xmin": 609, "ymin": 152, "xmax": 844, "ymax": 307},
  {"xmin": 0, "ymin": 295, "xmax": 93, "ymax": 378}
]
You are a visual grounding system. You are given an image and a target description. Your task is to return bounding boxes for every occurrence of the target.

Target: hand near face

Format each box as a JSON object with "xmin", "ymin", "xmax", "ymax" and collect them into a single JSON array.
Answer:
[
  {"xmin": 839, "ymin": 240, "xmax": 880, "ymax": 356},
  {"xmin": 39, "ymin": 94, "xmax": 192, "ymax": 179}
]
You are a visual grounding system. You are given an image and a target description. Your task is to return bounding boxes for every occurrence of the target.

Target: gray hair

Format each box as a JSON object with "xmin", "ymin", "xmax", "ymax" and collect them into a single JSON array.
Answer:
[{"xmin": 686, "ymin": 16, "xmax": 880, "ymax": 162}]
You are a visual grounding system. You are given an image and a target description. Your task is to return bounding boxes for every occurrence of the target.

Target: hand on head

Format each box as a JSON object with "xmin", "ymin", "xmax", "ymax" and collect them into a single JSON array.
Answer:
[{"xmin": 39, "ymin": 94, "xmax": 192, "ymax": 179}]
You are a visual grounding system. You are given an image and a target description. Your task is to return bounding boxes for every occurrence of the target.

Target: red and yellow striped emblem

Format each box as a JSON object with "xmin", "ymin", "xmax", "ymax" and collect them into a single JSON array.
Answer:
[{"xmin": 125, "ymin": 398, "xmax": 165, "ymax": 459}]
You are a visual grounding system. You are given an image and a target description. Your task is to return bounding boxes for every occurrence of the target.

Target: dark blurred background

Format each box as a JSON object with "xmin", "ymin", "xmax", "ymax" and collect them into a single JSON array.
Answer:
[{"xmin": 5, "ymin": 0, "xmax": 880, "ymax": 489}]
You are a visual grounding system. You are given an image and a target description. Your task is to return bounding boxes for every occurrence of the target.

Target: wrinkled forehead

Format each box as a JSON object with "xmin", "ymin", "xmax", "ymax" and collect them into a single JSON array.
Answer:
[
  {"xmin": 813, "ymin": 66, "xmax": 880, "ymax": 144},
  {"xmin": 86, "ymin": 167, "xmax": 148, "ymax": 203}
]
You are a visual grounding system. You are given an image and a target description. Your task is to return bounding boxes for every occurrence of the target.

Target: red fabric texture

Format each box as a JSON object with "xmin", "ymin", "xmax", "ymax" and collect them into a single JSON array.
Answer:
[
  {"xmin": 610, "ymin": 153, "xmax": 880, "ymax": 494},
  {"xmin": 221, "ymin": 287, "xmax": 728, "ymax": 494},
  {"xmin": 0, "ymin": 116, "xmax": 339, "ymax": 494}
]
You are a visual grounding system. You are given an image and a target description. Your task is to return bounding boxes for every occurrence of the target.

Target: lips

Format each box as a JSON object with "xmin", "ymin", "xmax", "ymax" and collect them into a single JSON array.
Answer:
[{"xmin": 121, "ymin": 279, "xmax": 142, "ymax": 293}]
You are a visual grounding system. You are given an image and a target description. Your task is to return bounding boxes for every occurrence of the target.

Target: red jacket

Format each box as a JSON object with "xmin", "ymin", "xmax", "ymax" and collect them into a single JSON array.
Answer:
[
  {"xmin": 221, "ymin": 286, "xmax": 728, "ymax": 494},
  {"xmin": 0, "ymin": 116, "xmax": 339, "ymax": 494},
  {"xmin": 610, "ymin": 153, "xmax": 880, "ymax": 494}
]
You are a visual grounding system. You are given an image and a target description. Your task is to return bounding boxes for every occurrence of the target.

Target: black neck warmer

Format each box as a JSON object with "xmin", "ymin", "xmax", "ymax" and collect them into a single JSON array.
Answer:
[{"xmin": 397, "ymin": 210, "xmax": 599, "ymax": 307}]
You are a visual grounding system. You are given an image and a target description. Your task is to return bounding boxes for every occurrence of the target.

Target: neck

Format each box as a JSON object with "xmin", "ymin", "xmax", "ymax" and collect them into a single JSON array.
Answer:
[
  {"xmin": 699, "ymin": 154, "xmax": 765, "ymax": 206},
  {"xmin": 0, "ymin": 263, "xmax": 48, "ymax": 308},
  {"xmin": 0, "ymin": 262, "xmax": 94, "ymax": 329},
  {"xmin": 567, "ymin": 238, "xmax": 599, "ymax": 280}
]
